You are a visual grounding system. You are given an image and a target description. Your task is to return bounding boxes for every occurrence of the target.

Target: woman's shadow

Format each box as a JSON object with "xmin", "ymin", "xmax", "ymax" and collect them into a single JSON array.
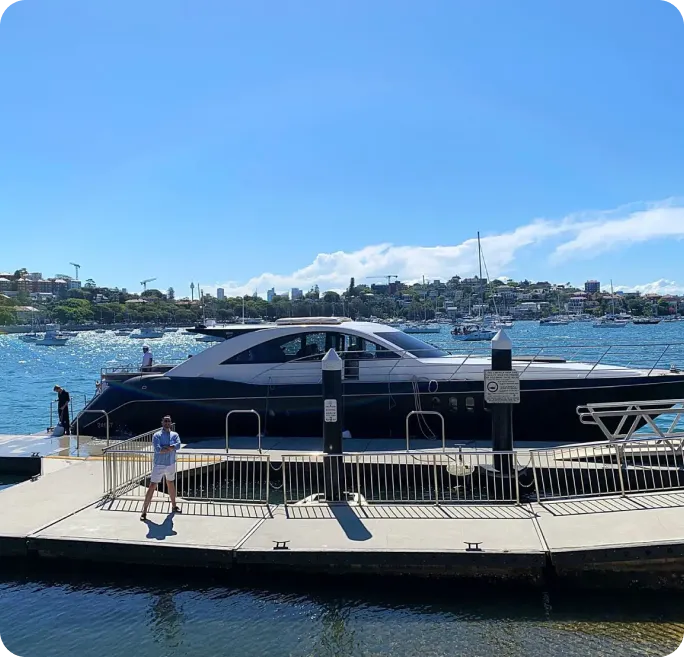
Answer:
[{"xmin": 143, "ymin": 513, "xmax": 178, "ymax": 541}]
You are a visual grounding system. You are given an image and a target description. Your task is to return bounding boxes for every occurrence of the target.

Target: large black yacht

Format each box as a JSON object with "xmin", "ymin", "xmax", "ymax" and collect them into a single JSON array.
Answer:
[{"xmin": 74, "ymin": 317, "xmax": 684, "ymax": 442}]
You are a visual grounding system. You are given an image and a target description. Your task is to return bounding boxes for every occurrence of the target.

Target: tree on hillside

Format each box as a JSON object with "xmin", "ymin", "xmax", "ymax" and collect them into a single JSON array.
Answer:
[
  {"xmin": 0, "ymin": 307, "xmax": 16, "ymax": 325},
  {"xmin": 167, "ymin": 287, "xmax": 175, "ymax": 300},
  {"xmin": 53, "ymin": 298, "xmax": 94, "ymax": 324},
  {"xmin": 84, "ymin": 278, "xmax": 97, "ymax": 288},
  {"xmin": 347, "ymin": 277, "xmax": 356, "ymax": 298},
  {"xmin": 67, "ymin": 288, "xmax": 88, "ymax": 299}
]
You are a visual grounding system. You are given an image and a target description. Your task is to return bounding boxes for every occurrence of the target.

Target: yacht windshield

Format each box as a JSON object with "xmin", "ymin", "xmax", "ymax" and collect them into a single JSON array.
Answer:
[{"xmin": 374, "ymin": 331, "xmax": 447, "ymax": 358}]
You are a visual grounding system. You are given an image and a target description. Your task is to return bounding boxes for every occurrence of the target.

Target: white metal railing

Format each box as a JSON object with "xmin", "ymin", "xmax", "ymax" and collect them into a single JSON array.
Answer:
[
  {"xmin": 225, "ymin": 409, "xmax": 262, "ymax": 452},
  {"xmin": 102, "ymin": 428, "xmax": 157, "ymax": 497},
  {"xmin": 577, "ymin": 399, "xmax": 684, "ymax": 442},
  {"xmin": 281, "ymin": 451, "xmax": 519, "ymax": 506},
  {"xmin": 103, "ymin": 448, "xmax": 270, "ymax": 504},
  {"xmin": 75, "ymin": 409, "xmax": 110, "ymax": 447},
  {"xmin": 405, "ymin": 410, "xmax": 446, "ymax": 450},
  {"xmin": 530, "ymin": 436, "xmax": 684, "ymax": 501},
  {"xmin": 256, "ymin": 341, "xmax": 684, "ymax": 380},
  {"xmin": 100, "ymin": 359, "xmax": 186, "ymax": 379}
]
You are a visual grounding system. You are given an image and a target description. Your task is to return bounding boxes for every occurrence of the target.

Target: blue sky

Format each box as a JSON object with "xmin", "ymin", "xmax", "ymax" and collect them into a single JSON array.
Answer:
[{"xmin": 1, "ymin": 0, "xmax": 683, "ymax": 298}]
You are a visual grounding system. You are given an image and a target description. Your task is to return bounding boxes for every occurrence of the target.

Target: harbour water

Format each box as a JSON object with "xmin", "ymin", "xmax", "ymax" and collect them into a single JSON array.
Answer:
[
  {"xmin": 2, "ymin": 320, "xmax": 684, "ymax": 435},
  {"xmin": 2, "ymin": 321, "xmax": 684, "ymax": 656},
  {"xmin": 1, "ymin": 565, "xmax": 684, "ymax": 657}
]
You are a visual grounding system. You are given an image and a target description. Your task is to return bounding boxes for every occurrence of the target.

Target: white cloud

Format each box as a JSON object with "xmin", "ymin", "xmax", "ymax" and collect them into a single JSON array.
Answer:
[
  {"xmin": 205, "ymin": 220, "xmax": 577, "ymax": 297},
  {"xmin": 615, "ymin": 279, "xmax": 684, "ymax": 296},
  {"xmin": 202, "ymin": 199, "xmax": 684, "ymax": 298},
  {"xmin": 551, "ymin": 202, "xmax": 684, "ymax": 261}
]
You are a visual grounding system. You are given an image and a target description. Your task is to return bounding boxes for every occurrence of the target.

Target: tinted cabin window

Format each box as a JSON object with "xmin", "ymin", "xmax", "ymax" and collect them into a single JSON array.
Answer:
[
  {"xmin": 373, "ymin": 331, "xmax": 447, "ymax": 358},
  {"xmin": 341, "ymin": 333, "xmax": 400, "ymax": 360},
  {"xmin": 222, "ymin": 335, "xmax": 302, "ymax": 364},
  {"xmin": 297, "ymin": 332, "xmax": 326, "ymax": 360}
]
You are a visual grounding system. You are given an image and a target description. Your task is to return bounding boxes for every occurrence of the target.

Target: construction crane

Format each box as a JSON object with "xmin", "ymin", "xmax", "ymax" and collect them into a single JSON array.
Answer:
[
  {"xmin": 367, "ymin": 275, "xmax": 399, "ymax": 286},
  {"xmin": 69, "ymin": 262, "xmax": 81, "ymax": 280},
  {"xmin": 141, "ymin": 277, "xmax": 157, "ymax": 291}
]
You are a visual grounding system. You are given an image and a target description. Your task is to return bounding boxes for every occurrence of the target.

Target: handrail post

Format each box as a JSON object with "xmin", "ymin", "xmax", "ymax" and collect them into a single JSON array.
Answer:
[
  {"xmin": 405, "ymin": 410, "xmax": 446, "ymax": 451},
  {"xmin": 73, "ymin": 409, "xmax": 110, "ymax": 451},
  {"xmin": 614, "ymin": 442, "xmax": 627, "ymax": 497},
  {"xmin": 530, "ymin": 451, "xmax": 542, "ymax": 502},
  {"xmin": 433, "ymin": 453, "xmax": 440, "ymax": 506},
  {"xmin": 514, "ymin": 451, "xmax": 520, "ymax": 505},
  {"xmin": 225, "ymin": 409, "xmax": 261, "ymax": 453}
]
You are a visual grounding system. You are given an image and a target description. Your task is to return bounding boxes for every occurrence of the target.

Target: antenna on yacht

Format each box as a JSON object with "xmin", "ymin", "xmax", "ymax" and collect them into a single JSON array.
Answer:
[{"xmin": 477, "ymin": 232, "xmax": 484, "ymax": 312}]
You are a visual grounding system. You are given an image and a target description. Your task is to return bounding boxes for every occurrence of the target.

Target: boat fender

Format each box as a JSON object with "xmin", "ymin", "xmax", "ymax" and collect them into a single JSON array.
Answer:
[
  {"xmin": 431, "ymin": 396, "xmax": 440, "ymax": 408},
  {"xmin": 428, "ymin": 380, "xmax": 438, "ymax": 393}
]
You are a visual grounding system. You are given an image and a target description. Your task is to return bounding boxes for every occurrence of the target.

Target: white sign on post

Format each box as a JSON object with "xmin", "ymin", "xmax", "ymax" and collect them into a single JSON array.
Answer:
[
  {"xmin": 484, "ymin": 370, "xmax": 521, "ymax": 404},
  {"xmin": 324, "ymin": 399, "xmax": 338, "ymax": 422}
]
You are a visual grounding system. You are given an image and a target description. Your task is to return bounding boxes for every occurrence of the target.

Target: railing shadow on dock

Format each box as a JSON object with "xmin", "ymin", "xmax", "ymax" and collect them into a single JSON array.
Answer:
[
  {"xmin": 283, "ymin": 503, "xmax": 534, "ymax": 521},
  {"xmin": 99, "ymin": 497, "xmax": 273, "ymax": 519},
  {"xmin": 538, "ymin": 490, "xmax": 684, "ymax": 517}
]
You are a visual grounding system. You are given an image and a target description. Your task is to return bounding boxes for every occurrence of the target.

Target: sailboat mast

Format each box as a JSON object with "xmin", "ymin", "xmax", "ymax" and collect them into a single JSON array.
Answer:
[{"xmin": 477, "ymin": 232, "xmax": 484, "ymax": 316}]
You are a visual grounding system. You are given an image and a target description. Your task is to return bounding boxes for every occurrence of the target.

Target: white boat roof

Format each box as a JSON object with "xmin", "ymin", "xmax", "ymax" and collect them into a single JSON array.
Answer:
[{"xmin": 166, "ymin": 320, "xmax": 665, "ymax": 380}]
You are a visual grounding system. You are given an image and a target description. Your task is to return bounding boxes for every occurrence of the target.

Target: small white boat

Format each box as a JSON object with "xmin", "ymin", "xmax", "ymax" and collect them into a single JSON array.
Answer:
[
  {"xmin": 540, "ymin": 317, "xmax": 569, "ymax": 326},
  {"xmin": 130, "ymin": 327, "xmax": 164, "ymax": 339},
  {"xmin": 19, "ymin": 334, "xmax": 38, "ymax": 343},
  {"xmin": 403, "ymin": 323, "xmax": 442, "ymax": 334},
  {"xmin": 35, "ymin": 329, "xmax": 69, "ymax": 346},
  {"xmin": 115, "ymin": 329, "xmax": 131, "ymax": 336},
  {"xmin": 95, "ymin": 328, "xmax": 107, "ymax": 334},
  {"xmin": 594, "ymin": 318, "xmax": 628, "ymax": 328},
  {"xmin": 451, "ymin": 324, "xmax": 496, "ymax": 341}
]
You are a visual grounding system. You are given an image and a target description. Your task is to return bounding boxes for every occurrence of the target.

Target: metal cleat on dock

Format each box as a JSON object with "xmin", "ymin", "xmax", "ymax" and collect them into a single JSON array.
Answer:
[{"xmin": 464, "ymin": 541, "xmax": 483, "ymax": 552}]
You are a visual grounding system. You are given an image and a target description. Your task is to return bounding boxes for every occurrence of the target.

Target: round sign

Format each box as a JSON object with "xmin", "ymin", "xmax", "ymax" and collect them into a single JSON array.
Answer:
[{"xmin": 486, "ymin": 381, "xmax": 499, "ymax": 393}]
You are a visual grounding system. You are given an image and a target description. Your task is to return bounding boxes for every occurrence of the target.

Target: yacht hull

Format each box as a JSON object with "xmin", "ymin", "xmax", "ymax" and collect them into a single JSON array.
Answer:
[{"xmin": 74, "ymin": 373, "xmax": 684, "ymax": 443}]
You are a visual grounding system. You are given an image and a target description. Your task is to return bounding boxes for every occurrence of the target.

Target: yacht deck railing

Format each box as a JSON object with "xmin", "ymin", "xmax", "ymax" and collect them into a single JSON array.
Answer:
[{"xmin": 577, "ymin": 399, "xmax": 684, "ymax": 443}]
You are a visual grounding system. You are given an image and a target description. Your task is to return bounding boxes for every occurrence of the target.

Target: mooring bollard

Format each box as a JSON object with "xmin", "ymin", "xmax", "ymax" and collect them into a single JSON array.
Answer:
[
  {"xmin": 485, "ymin": 330, "xmax": 518, "ymax": 478},
  {"xmin": 322, "ymin": 348, "xmax": 343, "ymax": 501}
]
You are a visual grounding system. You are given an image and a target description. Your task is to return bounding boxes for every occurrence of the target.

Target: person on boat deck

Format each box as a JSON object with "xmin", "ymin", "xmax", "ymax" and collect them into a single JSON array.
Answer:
[
  {"xmin": 53, "ymin": 385, "xmax": 70, "ymax": 435},
  {"xmin": 141, "ymin": 344, "xmax": 153, "ymax": 371},
  {"xmin": 140, "ymin": 415, "xmax": 182, "ymax": 521}
]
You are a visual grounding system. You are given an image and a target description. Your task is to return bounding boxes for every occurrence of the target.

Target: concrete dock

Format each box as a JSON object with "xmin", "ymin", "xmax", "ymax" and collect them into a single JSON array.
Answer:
[{"xmin": 2, "ymin": 444, "xmax": 684, "ymax": 589}]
